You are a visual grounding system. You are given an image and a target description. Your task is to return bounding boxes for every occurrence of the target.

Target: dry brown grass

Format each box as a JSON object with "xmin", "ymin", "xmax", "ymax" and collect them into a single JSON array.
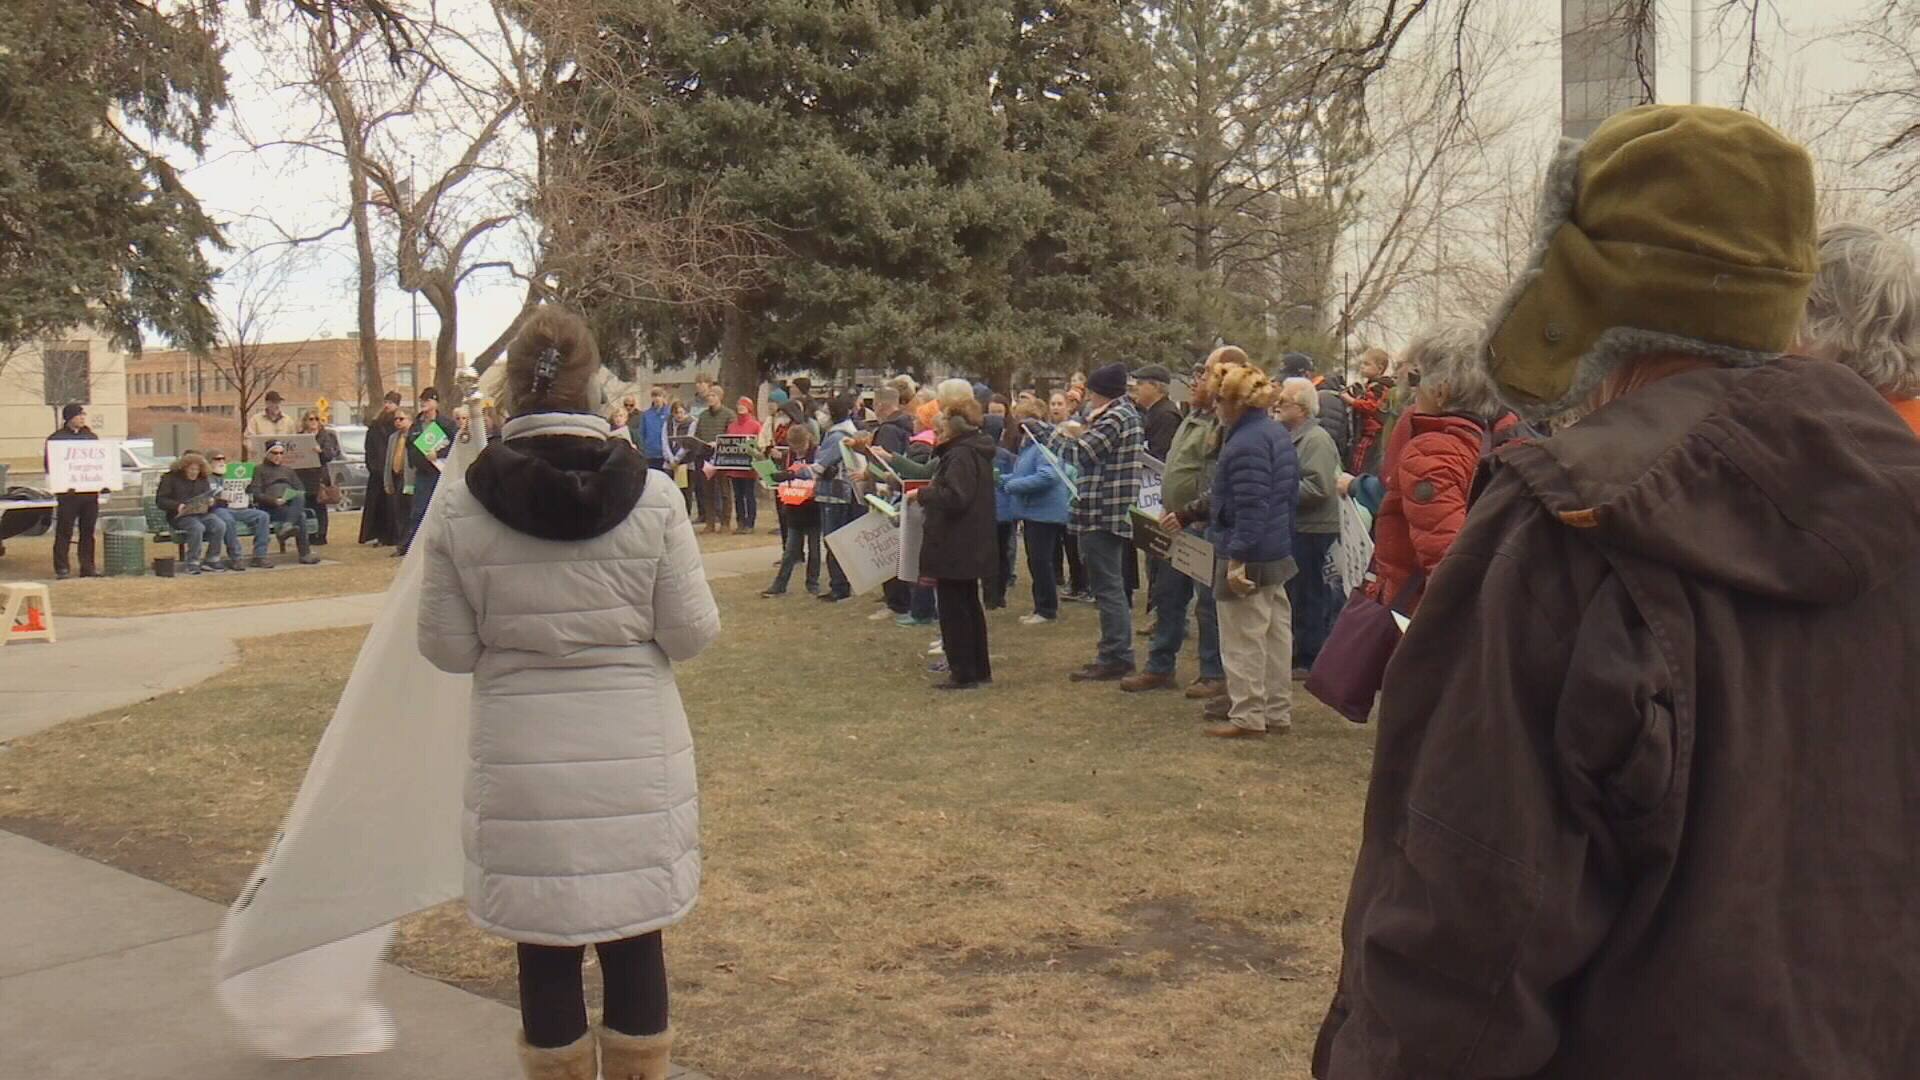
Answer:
[
  {"xmin": 0, "ymin": 519, "xmax": 401, "ymax": 617},
  {"xmin": 0, "ymin": 576, "xmax": 1377, "ymax": 1080}
]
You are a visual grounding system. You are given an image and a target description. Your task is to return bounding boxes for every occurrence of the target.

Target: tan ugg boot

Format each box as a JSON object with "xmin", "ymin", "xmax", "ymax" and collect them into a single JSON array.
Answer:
[
  {"xmin": 597, "ymin": 1025, "xmax": 674, "ymax": 1080},
  {"xmin": 517, "ymin": 1030, "xmax": 598, "ymax": 1080}
]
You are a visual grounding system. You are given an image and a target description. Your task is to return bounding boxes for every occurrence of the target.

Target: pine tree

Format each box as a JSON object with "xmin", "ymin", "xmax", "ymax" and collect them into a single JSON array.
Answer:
[
  {"xmin": 568, "ymin": 0, "xmax": 1047, "ymax": 399},
  {"xmin": 995, "ymin": 0, "xmax": 1190, "ymax": 382},
  {"xmin": 0, "ymin": 2, "xmax": 228, "ymax": 353}
]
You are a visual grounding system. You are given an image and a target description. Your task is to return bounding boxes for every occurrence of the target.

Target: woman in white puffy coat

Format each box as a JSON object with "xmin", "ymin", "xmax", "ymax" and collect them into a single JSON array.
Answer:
[{"xmin": 418, "ymin": 306, "xmax": 720, "ymax": 1080}]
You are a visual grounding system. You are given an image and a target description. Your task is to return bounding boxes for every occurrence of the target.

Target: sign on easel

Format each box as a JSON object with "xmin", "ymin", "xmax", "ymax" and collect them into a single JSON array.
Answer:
[
  {"xmin": 47, "ymin": 439, "xmax": 120, "ymax": 493},
  {"xmin": 823, "ymin": 510, "xmax": 900, "ymax": 596}
]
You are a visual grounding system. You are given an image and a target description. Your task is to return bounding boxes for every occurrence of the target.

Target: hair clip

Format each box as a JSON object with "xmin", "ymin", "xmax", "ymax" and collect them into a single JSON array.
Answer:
[{"xmin": 531, "ymin": 344, "xmax": 561, "ymax": 396}]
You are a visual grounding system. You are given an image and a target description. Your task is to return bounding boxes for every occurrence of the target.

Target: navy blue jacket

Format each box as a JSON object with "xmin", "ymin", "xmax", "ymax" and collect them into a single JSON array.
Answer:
[{"xmin": 1208, "ymin": 409, "xmax": 1297, "ymax": 564}]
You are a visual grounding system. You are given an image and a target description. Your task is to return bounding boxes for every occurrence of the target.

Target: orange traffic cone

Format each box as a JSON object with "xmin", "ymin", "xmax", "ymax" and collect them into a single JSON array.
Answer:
[{"xmin": 12, "ymin": 605, "xmax": 46, "ymax": 633}]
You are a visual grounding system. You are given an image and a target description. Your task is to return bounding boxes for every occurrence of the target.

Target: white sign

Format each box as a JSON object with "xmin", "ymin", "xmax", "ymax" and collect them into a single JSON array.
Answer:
[
  {"xmin": 1135, "ymin": 453, "xmax": 1163, "ymax": 512},
  {"xmin": 824, "ymin": 509, "xmax": 900, "ymax": 596},
  {"xmin": 48, "ymin": 439, "xmax": 120, "ymax": 493},
  {"xmin": 1169, "ymin": 530, "xmax": 1214, "ymax": 583},
  {"xmin": 897, "ymin": 499, "xmax": 925, "ymax": 582}
]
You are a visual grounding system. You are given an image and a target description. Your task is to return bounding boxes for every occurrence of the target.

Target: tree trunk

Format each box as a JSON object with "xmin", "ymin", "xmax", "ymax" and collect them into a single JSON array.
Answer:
[
  {"xmin": 427, "ymin": 283, "xmax": 459, "ymax": 404},
  {"xmin": 348, "ymin": 167, "xmax": 382, "ymax": 412},
  {"xmin": 319, "ymin": 31, "xmax": 383, "ymax": 413},
  {"xmin": 718, "ymin": 304, "xmax": 756, "ymax": 408}
]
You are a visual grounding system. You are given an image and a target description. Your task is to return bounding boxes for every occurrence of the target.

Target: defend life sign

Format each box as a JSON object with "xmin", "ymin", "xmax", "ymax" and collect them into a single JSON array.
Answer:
[{"xmin": 48, "ymin": 439, "xmax": 120, "ymax": 492}]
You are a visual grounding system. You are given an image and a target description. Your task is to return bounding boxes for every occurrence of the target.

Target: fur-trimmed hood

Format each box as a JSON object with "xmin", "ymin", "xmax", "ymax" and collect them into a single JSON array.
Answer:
[
  {"xmin": 466, "ymin": 412, "xmax": 649, "ymax": 541},
  {"xmin": 1481, "ymin": 105, "xmax": 1817, "ymax": 418}
]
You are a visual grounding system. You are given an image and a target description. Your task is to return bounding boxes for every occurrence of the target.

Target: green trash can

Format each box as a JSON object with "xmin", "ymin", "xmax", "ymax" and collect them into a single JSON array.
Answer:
[{"xmin": 104, "ymin": 528, "xmax": 147, "ymax": 577}]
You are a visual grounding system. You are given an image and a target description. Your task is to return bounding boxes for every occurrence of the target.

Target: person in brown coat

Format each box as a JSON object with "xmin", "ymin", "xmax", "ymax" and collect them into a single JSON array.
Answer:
[
  {"xmin": 1316, "ymin": 104, "xmax": 1920, "ymax": 1079},
  {"xmin": 908, "ymin": 378, "xmax": 999, "ymax": 691}
]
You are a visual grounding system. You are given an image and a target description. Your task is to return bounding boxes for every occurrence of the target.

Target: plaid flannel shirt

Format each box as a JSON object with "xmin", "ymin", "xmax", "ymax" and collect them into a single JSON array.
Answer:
[{"xmin": 1041, "ymin": 398, "xmax": 1143, "ymax": 536}]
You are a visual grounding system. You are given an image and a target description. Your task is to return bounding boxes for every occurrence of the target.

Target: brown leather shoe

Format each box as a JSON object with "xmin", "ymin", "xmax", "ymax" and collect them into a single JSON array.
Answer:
[
  {"xmin": 1119, "ymin": 671, "xmax": 1175, "ymax": 692},
  {"xmin": 1202, "ymin": 694, "xmax": 1232, "ymax": 719},
  {"xmin": 1185, "ymin": 678, "xmax": 1225, "ymax": 699},
  {"xmin": 1202, "ymin": 722, "xmax": 1266, "ymax": 738},
  {"xmin": 1070, "ymin": 661, "xmax": 1135, "ymax": 682}
]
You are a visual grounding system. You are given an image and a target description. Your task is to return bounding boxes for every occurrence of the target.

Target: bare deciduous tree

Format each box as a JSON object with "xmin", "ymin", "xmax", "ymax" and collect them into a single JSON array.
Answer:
[{"xmin": 196, "ymin": 253, "xmax": 322, "ymax": 447}]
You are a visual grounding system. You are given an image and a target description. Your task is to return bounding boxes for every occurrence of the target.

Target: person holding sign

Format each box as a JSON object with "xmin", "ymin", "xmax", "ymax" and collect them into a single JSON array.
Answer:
[
  {"xmin": 724, "ymin": 396, "xmax": 763, "ymax": 534},
  {"xmin": 44, "ymin": 403, "xmax": 104, "ymax": 579},
  {"xmin": 906, "ymin": 380, "xmax": 998, "ymax": 690},
  {"xmin": 403, "ymin": 389, "xmax": 457, "ymax": 552},
  {"xmin": 1205, "ymin": 360, "xmax": 1298, "ymax": 738}
]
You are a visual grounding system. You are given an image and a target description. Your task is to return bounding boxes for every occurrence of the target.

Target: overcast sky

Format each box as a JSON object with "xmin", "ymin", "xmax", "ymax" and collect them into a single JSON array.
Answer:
[{"xmin": 169, "ymin": 0, "xmax": 1894, "ymax": 363}]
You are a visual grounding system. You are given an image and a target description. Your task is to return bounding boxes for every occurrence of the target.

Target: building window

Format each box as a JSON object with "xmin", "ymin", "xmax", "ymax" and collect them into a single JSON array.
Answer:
[
  {"xmin": 396, "ymin": 364, "xmax": 414, "ymax": 387},
  {"xmin": 42, "ymin": 347, "xmax": 90, "ymax": 406}
]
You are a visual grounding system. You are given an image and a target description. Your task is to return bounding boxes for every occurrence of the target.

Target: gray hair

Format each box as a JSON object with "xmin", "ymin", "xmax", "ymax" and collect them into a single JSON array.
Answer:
[
  {"xmin": 1803, "ymin": 222, "xmax": 1920, "ymax": 397},
  {"xmin": 1278, "ymin": 377, "xmax": 1319, "ymax": 417},
  {"xmin": 1409, "ymin": 321, "xmax": 1506, "ymax": 421}
]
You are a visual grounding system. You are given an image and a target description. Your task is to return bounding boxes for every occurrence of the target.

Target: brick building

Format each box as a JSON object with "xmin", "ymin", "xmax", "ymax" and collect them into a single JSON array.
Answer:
[{"xmin": 129, "ymin": 335, "xmax": 439, "ymax": 426}]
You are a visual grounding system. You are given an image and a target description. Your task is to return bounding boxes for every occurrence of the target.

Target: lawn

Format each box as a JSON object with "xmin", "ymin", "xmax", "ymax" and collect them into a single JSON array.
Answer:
[{"xmin": 0, "ymin": 574, "xmax": 1376, "ymax": 1080}]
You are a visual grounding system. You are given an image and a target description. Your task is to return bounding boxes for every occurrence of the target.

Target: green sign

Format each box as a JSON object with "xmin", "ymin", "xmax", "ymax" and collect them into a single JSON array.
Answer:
[{"xmin": 413, "ymin": 426, "xmax": 450, "ymax": 457}]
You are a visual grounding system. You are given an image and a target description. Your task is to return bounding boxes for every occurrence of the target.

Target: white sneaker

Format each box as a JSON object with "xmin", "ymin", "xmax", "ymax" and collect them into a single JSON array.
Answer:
[
  {"xmin": 867, "ymin": 609, "xmax": 893, "ymax": 621},
  {"xmin": 927, "ymin": 638, "xmax": 944, "ymax": 656},
  {"xmin": 1018, "ymin": 613, "xmax": 1054, "ymax": 626}
]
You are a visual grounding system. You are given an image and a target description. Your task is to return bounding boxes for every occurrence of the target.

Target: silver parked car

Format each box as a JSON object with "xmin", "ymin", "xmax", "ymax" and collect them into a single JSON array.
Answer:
[{"xmin": 327, "ymin": 424, "xmax": 370, "ymax": 510}]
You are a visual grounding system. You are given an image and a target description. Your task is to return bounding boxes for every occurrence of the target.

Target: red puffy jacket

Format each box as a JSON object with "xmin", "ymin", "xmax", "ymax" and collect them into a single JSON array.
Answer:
[{"xmin": 1366, "ymin": 409, "xmax": 1519, "ymax": 611}]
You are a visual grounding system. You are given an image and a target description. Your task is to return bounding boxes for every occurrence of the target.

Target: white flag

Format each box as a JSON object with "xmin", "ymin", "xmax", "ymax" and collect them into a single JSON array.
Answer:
[{"xmin": 213, "ymin": 433, "xmax": 481, "ymax": 1058}]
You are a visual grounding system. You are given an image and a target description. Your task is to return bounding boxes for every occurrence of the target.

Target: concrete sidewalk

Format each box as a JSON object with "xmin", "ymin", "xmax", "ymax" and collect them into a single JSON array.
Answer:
[
  {"xmin": 0, "ymin": 830, "xmax": 704, "ymax": 1078},
  {"xmin": 0, "ymin": 545, "xmax": 774, "ymax": 1077}
]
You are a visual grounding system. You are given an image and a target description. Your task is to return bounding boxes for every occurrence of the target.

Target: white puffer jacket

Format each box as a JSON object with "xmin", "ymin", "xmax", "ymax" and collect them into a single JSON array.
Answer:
[{"xmin": 418, "ymin": 412, "xmax": 720, "ymax": 945}]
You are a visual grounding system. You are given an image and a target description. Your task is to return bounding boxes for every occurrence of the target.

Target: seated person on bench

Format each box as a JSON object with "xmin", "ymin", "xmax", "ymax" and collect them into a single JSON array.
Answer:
[
  {"xmin": 155, "ymin": 452, "xmax": 228, "ymax": 574},
  {"xmin": 247, "ymin": 443, "xmax": 321, "ymax": 565},
  {"xmin": 205, "ymin": 450, "xmax": 272, "ymax": 569}
]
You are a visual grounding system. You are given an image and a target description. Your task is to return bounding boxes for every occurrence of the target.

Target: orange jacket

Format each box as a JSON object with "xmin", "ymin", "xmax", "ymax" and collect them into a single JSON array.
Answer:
[
  {"xmin": 1888, "ymin": 396, "xmax": 1920, "ymax": 436},
  {"xmin": 1367, "ymin": 410, "xmax": 1518, "ymax": 609}
]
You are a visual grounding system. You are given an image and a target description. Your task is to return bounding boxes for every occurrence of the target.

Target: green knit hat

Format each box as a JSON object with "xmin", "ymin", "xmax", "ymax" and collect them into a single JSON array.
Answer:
[{"xmin": 1483, "ymin": 105, "xmax": 1817, "ymax": 416}]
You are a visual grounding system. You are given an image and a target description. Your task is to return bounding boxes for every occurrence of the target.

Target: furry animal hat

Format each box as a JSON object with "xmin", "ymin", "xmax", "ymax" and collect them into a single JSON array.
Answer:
[
  {"xmin": 504, "ymin": 306, "xmax": 601, "ymax": 417},
  {"xmin": 1482, "ymin": 105, "xmax": 1816, "ymax": 417}
]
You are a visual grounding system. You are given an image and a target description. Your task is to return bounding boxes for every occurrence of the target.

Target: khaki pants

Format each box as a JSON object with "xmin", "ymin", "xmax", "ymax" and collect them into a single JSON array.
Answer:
[{"xmin": 1216, "ymin": 582, "xmax": 1294, "ymax": 732}]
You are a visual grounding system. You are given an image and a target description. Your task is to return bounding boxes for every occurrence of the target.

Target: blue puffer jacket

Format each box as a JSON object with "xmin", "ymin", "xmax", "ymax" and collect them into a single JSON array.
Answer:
[
  {"xmin": 1001, "ymin": 442, "xmax": 1071, "ymax": 524},
  {"xmin": 1208, "ymin": 409, "xmax": 1297, "ymax": 563},
  {"xmin": 993, "ymin": 447, "xmax": 1018, "ymax": 522}
]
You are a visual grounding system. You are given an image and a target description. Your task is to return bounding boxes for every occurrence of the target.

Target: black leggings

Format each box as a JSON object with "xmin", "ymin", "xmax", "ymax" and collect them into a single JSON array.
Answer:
[{"xmin": 517, "ymin": 932, "xmax": 669, "ymax": 1048}]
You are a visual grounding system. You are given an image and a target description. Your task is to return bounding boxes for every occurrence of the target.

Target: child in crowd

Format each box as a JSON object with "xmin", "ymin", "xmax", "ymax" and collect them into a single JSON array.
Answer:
[
  {"xmin": 761, "ymin": 424, "xmax": 823, "ymax": 596},
  {"xmin": 1342, "ymin": 375, "xmax": 1393, "ymax": 475}
]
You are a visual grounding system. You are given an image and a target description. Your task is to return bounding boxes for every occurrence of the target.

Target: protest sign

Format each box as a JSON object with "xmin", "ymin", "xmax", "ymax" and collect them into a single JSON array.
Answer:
[
  {"xmin": 47, "ymin": 439, "xmax": 120, "ymax": 492},
  {"xmin": 222, "ymin": 462, "xmax": 255, "ymax": 508},
  {"xmin": 824, "ymin": 509, "xmax": 899, "ymax": 595},
  {"xmin": 1128, "ymin": 507, "xmax": 1212, "ymax": 584},
  {"xmin": 1136, "ymin": 453, "xmax": 1164, "ymax": 512},
  {"xmin": 714, "ymin": 434, "xmax": 757, "ymax": 470},
  {"xmin": 897, "ymin": 498, "xmax": 925, "ymax": 581},
  {"xmin": 246, "ymin": 434, "xmax": 321, "ymax": 469}
]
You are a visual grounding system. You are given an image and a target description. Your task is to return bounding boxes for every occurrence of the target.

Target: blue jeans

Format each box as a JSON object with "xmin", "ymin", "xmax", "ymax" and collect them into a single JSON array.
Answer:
[
  {"xmin": 820, "ymin": 501, "xmax": 858, "ymax": 596},
  {"xmin": 1077, "ymin": 529, "xmax": 1134, "ymax": 667},
  {"xmin": 768, "ymin": 514, "xmax": 821, "ymax": 593},
  {"xmin": 1287, "ymin": 531, "xmax": 1340, "ymax": 668},
  {"xmin": 214, "ymin": 506, "xmax": 272, "ymax": 557},
  {"xmin": 1021, "ymin": 521, "xmax": 1065, "ymax": 619},
  {"xmin": 732, "ymin": 477, "xmax": 758, "ymax": 529},
  {"xmin": 406, "ymin": 468, "xmax": 439, "ymax": 550},
  {"xmin": 1146, "ymin": 534, "xmax": 1223, "ymax": 681},
  {"xmin": 267, "ymin": 493, "xmax": 313, "ymax": 556},
  {"xmin": 175, "ymin": 513, "xmax": 225, "ymax": 565}
]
